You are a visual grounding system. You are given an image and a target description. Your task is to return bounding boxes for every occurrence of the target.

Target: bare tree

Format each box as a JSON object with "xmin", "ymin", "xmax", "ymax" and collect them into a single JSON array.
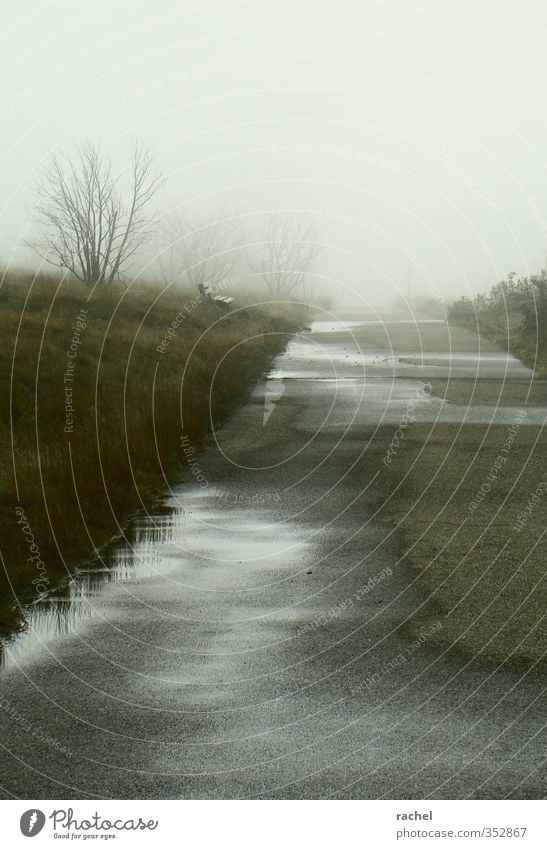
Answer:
[
  {"xmin": 249, "ymin": 213, "xmax": 321, "ymax": 297},
  {"xmin": 159, "ymin": 208, "xmax": 241, "ymax": 289},
  {"xmin": 28, "ymin": 140, "xmax": 165, "ymax": 286}
]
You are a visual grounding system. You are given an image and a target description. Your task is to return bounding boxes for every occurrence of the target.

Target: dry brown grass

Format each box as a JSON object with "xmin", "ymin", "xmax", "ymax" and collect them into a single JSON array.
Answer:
[{"xmin": 0, "ymin": 269, "xmax": 307, "ymax": 633}]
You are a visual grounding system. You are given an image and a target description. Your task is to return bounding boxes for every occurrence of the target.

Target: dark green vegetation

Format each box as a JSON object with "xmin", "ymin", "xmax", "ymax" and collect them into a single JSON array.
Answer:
[
  {"xmin": 0, "ymin": 269, "xmax": 306, "ymax": 635},
  {"xmin": 448, "ymin": 270, "xmax": 547, "ymax": 375}
]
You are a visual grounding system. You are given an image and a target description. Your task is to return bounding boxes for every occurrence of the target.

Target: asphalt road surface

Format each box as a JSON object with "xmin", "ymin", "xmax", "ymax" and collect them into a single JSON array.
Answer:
[{"xmin": 0, "ymin": 318, "xmax": 544, "ymax": 799}]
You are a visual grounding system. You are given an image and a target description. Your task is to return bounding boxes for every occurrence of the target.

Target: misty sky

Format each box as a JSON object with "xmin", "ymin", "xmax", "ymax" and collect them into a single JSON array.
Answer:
[{"xmin": 2, "ymin": 0, "xmax": 547, "ymax": 306}]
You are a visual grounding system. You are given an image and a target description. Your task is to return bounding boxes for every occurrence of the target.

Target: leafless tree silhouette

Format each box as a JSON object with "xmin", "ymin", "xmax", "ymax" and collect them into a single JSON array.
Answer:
[
  {"xmin": 28, "ymin": 140, "xmax": 164, "ymax": 286},
  {"xmin": 159, "ymin": 209, "xmax": 240, "ymax": 289},
  {"xmin": 249, "ymin": 213, "xmax": 321, "ymax": 297}
]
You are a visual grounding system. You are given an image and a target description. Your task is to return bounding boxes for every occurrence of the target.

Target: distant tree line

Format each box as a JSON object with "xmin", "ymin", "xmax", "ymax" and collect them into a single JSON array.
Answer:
[{"xmin": 26, "ymin": 140, "xmax": 320, "ymax": 299}]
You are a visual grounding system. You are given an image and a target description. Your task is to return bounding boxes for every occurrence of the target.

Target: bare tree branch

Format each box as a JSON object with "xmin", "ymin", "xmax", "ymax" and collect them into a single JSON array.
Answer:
[
  {"xmin": 248, "ymin": 213, "xmax": 321, "ymax": 297},
  {"xmin": 159, "ymin": 207, "xmax": 241, "ymax": 289},
  {"xmin": 26, "ymin": 140, "xmax": 165, "ymax": 286}
]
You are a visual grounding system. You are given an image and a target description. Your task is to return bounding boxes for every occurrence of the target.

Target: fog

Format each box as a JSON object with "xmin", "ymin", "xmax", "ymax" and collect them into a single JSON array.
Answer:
[{"xmin": 2, "ymin": 0, "xmax": 547, "ymax": 307}]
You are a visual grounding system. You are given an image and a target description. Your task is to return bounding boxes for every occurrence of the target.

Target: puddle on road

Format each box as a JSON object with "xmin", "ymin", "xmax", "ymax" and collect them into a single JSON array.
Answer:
[
  {"xmin": 1, "ymin": 317, "xmax": 541, "ymax": 668},
  {"xmin": 310, "ymin": 319, "xmax": 446, "ymax": 333},
  {"xmin": 265, "ymin": 320, "xmax": 541, "ymax": 429},
  {"xmin": 0, "ymin": 507, "xmax": 180, "ymax": 669},
  {"xmin": 269, "ymin": 320, "xmax": 532, "ymax": 382},
  {"xmin": 0, "ymin": 494, "xmax": 309, "ymax": 669},
  {"xmin": 162, "ymin": 518, "xmax": 305, "ymax": 568}
]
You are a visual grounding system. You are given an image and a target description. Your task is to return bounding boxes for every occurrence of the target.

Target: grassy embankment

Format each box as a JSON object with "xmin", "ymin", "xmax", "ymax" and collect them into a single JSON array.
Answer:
[{"xmin": 0, "ymin": 269, "xmax": 307, "ymax": 635}]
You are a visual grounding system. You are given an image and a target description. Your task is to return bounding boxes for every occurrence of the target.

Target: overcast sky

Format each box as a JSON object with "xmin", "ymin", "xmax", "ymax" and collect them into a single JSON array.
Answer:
[{"xmin": 2, "ymin": 0, "xmax": 547, "ymax": 305}]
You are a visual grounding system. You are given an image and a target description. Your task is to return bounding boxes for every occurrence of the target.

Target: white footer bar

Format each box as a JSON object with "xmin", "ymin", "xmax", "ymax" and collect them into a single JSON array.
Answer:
[{"xmin": 1, "ymin": 799, "xmax": 544, "ymax": 848}]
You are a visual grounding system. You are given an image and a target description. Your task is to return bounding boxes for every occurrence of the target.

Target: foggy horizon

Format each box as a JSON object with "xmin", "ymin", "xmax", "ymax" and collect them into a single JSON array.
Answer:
[{"xmin": 3, "ymin": 0, "xmax": 547, "ymax": 308}]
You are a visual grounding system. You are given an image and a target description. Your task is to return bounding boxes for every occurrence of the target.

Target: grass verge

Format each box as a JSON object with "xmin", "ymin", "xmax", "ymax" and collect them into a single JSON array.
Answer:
[{"xmin": 0, "ymin": 269, "xmax": 307, "ymax": 636}]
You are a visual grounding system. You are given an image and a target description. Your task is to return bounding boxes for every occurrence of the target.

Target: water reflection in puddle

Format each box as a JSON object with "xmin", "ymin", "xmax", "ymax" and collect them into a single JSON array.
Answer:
[
  {"xmin": 1, "ymin": 495, "xmax": 310, "ymax": 668},
  {"xmin": 265, "ymin": 320, "xmax": 542, "ymax": 430},
  {"xmin": 271, "ymin": 343, "xmax": 531, "ymax": 379},
  {"xmin": 0, "ymin": 506, "xmax": 180, "ymax": 669},
  {"xmin": 310, "ymin": 319, "xmax": 446, "ymax": 333}
]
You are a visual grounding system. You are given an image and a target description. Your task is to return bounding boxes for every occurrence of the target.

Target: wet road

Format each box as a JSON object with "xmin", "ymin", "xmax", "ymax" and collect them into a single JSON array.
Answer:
[{"xmin": 0, "ymin": 318, "xmax": 544, "ymax": 799}]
